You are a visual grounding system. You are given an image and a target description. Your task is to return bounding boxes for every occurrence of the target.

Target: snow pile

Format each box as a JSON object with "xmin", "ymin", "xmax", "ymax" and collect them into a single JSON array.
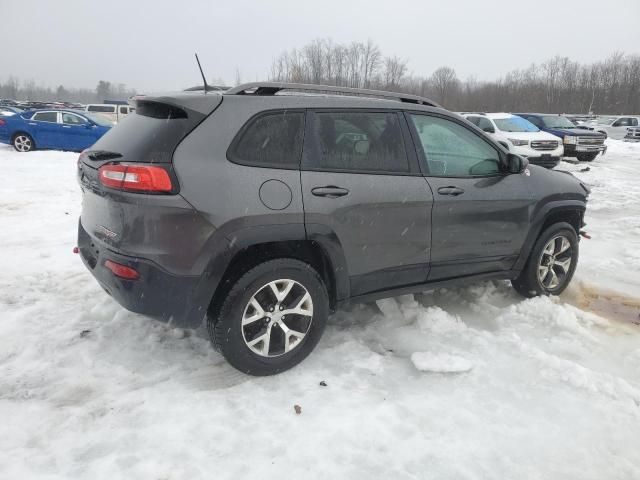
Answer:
[
  {"xmin": 410, "ymin": 351, "xmax": 473, "ymax": 373},
  {"xmin": 1, "ymin": 142, "xmax": 640, "ymax": 479}
]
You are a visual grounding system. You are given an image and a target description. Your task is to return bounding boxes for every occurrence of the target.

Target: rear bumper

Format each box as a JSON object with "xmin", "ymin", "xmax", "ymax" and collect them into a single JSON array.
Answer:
[
  {"xmin": 526, "ymin": 155, "xmax": 561, "ymax": 169},
  {"xmin": 78, "ymin": 220, "xmax": 205, "ymax": 328}
]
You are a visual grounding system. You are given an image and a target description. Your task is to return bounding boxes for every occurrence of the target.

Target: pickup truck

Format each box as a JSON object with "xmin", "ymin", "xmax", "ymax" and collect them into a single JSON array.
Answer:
[
  {"xmin": 516, "ymin": 113, "xmax": 606, "ymax": 162},
  {"xmin": 588, "ymin": 115, "xmax": 640, "ymax": 140}
]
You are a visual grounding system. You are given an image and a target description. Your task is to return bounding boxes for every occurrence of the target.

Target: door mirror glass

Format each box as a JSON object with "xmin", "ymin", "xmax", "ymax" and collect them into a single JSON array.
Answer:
[
  {"xmin": 482, "ymin": 126, "xmax": 495, "ymax": 133},
  {"xmin": 507, "ymin": 153, "xmax": 528, "ymax": 174}
]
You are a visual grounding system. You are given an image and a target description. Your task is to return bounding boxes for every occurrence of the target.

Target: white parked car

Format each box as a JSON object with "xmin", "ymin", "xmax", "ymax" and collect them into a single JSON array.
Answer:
[
  {"xmin": 589, "ymin": 115, "xmax": 640, "ymax": 139},
  {"xmin": 84, "ymin": 104, "xmax": 134, "ymax": 123},
  {"xmin": 462, "ymin": 113, "xmax": 563, "ymax": 169}
]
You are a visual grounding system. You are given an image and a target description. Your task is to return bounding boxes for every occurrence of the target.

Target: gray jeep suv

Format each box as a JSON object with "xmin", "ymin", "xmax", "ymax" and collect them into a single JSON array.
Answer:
[{"xmin": 77, "ymin": 82, "xmax": 590, "ymax": 375}]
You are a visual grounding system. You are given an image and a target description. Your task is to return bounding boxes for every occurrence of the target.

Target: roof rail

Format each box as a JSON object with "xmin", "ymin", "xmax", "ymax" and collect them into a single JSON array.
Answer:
[{"xmin": 225, "ymin": 82, "xmax": 441, "ymax": 108}]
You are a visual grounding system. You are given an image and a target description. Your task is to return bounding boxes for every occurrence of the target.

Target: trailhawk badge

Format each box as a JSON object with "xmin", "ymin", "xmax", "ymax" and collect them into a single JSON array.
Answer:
[{"xmin": 97, "ymin": 225, "xmax": 119, "ymax": 240}]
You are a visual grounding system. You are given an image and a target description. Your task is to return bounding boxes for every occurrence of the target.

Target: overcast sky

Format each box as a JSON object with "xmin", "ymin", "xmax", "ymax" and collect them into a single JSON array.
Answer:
[{"xmin": 2, "ymin": 0, "xmax": 639, "ymax": 93}]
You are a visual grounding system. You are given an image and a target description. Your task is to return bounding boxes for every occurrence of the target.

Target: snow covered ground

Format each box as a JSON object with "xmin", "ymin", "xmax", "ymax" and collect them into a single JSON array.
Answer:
[{"xmin": 0, "ymin": 141, "xmax": 639, "ymax": 479}]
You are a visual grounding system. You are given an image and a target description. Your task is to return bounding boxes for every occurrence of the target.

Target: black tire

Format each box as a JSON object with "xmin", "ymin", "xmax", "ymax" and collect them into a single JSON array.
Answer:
[
  {"xmin": 209, "ymin": 258, "xmax": 329, "ymax": 375},
  {"xmin": 512, "ymin": 222, "xmax": 579, "ymax": 298},
  {"xmin": 12, "ymin": 132, "xmax": 35, "ymax": 152},
  {"xmin": 577, "ymin": 152, "xmax": 598, "ymax": 162}
]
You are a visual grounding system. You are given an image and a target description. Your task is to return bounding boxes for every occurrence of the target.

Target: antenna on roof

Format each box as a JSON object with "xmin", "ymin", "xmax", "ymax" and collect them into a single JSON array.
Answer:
[{"xmin": 194, "ymin": 53, "xmax": 209, "ymax": 94}]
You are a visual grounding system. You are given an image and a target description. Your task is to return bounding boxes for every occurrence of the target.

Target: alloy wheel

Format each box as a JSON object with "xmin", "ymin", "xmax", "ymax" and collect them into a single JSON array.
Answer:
[
  {"xmin": 241, "ymin": 279, "xmax": 313, "ymax": 357},
  {"xmin": 537, "ymin": 235, "xmax": 573, "ymax": 290},
  {"xmin": 14, "ymin": 135, "xmax": 32, "ymax": 152}
]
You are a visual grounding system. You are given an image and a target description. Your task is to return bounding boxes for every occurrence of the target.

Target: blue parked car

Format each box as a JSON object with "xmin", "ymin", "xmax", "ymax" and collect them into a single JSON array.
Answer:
[
  {"xmin": 515, "ymin": 113, "xmax": 607, "ymax": 162},
  {"xmin": 0, "ymin": 109, "xmax": 113, "ymax": 152}
]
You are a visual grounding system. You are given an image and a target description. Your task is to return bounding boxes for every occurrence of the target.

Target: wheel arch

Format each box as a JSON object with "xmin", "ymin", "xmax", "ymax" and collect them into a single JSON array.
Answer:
[
  {"xmin": 514, "ymin": 202, "xmax": 585, "ymax": 271},
  {"xmin": 205, "ymin": 226, "xmax": 349, "ymax": 322},
  {"xmin": 11, "ymin": 130, "xmax": 36, "ymax": 148}
]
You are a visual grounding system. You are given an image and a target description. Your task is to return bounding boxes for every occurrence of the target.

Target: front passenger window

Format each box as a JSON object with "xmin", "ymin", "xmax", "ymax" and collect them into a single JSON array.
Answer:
[{"xmin": 409, "ymin": 114, "xmax": 501, "ymax": 177}]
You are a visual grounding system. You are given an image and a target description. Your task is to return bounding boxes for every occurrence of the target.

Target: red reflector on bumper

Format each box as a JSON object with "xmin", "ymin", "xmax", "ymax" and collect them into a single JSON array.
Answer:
[{"xmin": 104, "ymin": 260, "xmax": 140, "ymax": 280}]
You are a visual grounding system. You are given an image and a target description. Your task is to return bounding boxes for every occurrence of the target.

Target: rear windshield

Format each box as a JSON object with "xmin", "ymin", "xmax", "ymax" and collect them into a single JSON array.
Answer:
[
  {"xmin": 88, "ymin": 103, "xmax": 199, "ymax": 163},
  {"xmin": 493, "ymin": 117, "xmax": 539, "ymax": 132}
]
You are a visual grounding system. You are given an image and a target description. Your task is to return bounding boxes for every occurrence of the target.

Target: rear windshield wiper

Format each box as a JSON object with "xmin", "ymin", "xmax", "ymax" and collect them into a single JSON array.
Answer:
[{"xmin": 87, "ymin": 150, "xmax": 123, "ymax": 161}]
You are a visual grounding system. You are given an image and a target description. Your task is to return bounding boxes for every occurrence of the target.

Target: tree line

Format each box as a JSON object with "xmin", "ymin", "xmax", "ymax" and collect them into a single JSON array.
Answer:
[
  {"xmin": 0, "ymin": 78, "xmax": 136, "ymax": 104},
  {"xmin": 270, "ymin": 39, "xmax": 640, "ymax": 114}
]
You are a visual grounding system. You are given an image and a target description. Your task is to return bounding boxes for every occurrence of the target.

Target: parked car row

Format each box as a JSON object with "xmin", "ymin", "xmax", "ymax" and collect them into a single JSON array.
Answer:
[{"xmin": 459, "ymin": 112, "xmax": 608, "ymax": 167}]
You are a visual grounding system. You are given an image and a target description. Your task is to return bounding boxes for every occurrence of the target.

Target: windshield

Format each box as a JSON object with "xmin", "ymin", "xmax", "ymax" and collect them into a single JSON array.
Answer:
[
  {"xmin": 541, "ymin": 115, "xmax": 577, "ymax": 129},
  {"xmin": 494, "ymin": 117, "xmax": 539, "ymax": 132},
  {"xmin": 84, "ymin": 112, "xmax": 115, "ymax": 126}
]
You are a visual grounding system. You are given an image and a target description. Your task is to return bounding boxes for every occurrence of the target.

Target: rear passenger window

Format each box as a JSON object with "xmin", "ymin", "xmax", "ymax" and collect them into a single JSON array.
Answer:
[
  {"xmin": 307, "ymin": 111, "xmax": 409, "ymax": 173},
  {"xmin": 33, "ymin": 112, "xmax": 58, "ymax": 123},
  {"xmin": 229, "ymin": 111, "xmax": 304, "ymax": 169}
]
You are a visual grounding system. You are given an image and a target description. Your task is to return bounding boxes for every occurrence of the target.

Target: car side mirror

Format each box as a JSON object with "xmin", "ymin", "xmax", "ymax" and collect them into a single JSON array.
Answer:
[
  {"xmin": 84, "ymin": 122, "xmax": 95, "ymax": 128},
  {"xmin": 507, "ymin": 153, "xmax": 528, "ymax": 174},
  {"xmin": 482, "ymin": 126, "xmax": 495, "ymax": 134}
]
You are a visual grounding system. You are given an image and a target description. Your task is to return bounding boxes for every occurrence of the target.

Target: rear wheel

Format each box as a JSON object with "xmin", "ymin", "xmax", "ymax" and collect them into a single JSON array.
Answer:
[
  {"xmin": 577, "ymin": 152, "xmax": 598, "ymax": 162},
  {"xmin": 13, "ymin": 133, "xmax": 34, "ymax": 152},
  {"xmin": 512, "ymin": 222, "xmax": 579, "ymax": 298},
  {"xmin": 209, "ymin": 258, "xmax": 329, "ymax": 375}
]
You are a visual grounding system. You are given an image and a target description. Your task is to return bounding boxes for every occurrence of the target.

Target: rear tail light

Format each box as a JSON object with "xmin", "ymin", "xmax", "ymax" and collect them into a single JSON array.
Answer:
[
  {"xmin": 98, "ymin": 164, "xmax": 173, "ymax": 193},
  {"xmin": 0, "ymin": 119, "xmax": 6, "ymax": 126},
  {"xmin": 104, "ymin": 260, "xmax": 140, "ymax": 280}
]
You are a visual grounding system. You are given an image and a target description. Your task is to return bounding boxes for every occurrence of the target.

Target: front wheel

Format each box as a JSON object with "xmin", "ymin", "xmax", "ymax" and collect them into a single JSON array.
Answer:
[
  {"xmin": 577, "ymin": 152, "xmax": 598, "ymax": 162},
  {"xmin": 210, "ymin": 258, "xmax": 329, "ymax": 375},
  {"xmin": 512, "ymin": 222, "xmax": 579, "ymax": 298},
  {"xmin": 13, "ymin": 133, "xmax": 34, "ymax": 152}
]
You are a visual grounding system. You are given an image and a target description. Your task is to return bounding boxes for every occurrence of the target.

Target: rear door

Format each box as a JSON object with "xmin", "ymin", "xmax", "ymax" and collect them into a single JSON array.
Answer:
[
  {"xmin": 406, "ymin": 112, "xmax": 534, "ymax": 280},
  {"xmin": 29, "ymin": 111, "xmax": 61, "ymax": 148},
  {"xmin": 301, "ymin": 110, "xmax": 433, "ymax": 297}
]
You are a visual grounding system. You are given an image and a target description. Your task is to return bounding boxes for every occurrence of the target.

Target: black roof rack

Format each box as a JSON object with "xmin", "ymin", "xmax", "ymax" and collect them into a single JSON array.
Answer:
[{"xmin": 225, "ymin": 82, "xmax": 441, "ymax": 108}]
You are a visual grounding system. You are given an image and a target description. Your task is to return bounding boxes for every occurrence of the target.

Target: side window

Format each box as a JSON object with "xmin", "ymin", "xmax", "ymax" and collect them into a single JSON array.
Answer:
[
  {"xmin": 307, "ymin": 111, "xmax": 409, "ymax": 173},
  {"xmin": 33, "ymin": 112, "xmax": 58, "ymax": 123},
  {"xmin": 119, "ymin": 106, "xmax": 128, "ymax": 114},
  {"xmin": 613, "ymin": 117, "xmax": 630, "ymax": 127},
  {"xmin": 409, "ymin": 114, "xmax": 501, "ymax": 177},
  {"xmin": 527, "ymin": 116, "xmax": 543, "ymax": 128},
  {"xmin": 88, "ymin": 105, "xmax": 116, "ymax": 113},
  {"xmin": 229, "ymin": 111, "xmax": 304, "ymax": 169},
  {"xmin": 631, "ymin": 118, "xmax": 639, "ymax": 127},
  {"xmin": 62, "ymin": 113, "xmax": 85, "ymax": 125},
  {"xmin": 466, "ymin": 116, "xmax": 481, "ymax": 126},
  {"xmin": 477, "ymin": 117, "xmax": 494, "ymax": 132}
]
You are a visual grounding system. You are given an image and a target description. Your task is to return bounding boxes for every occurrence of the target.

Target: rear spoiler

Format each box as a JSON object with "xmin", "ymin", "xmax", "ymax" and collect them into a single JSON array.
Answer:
[{"xmin": 128, "ymin": 92, "xmax": 222, "ymax": 116}]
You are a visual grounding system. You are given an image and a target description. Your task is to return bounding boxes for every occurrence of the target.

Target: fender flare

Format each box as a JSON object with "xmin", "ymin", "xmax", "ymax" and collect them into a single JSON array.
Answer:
[
  {"xmin": 187, "ymin": 222, "xmax": 350, "ymax": 324},
  {"xmin": 513, "ymin": 200, "xmax": 586, "ymax": 271}
]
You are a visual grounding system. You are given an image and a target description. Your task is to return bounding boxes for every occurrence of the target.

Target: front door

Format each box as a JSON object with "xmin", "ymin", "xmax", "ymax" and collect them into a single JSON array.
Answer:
[
  {"xmin": 61, "ymin": 112, "xmax": 94, "ymax": 150},
  {"xmin": 406, "ymin": 112, "xmax": 534, "ymax": 280},
  {"xmin": 301, "ymin": 110, "xmax": 433, "ymax": 297}
]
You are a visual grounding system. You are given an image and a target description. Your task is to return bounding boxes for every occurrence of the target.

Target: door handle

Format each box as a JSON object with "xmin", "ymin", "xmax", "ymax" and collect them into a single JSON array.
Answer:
[
  {"xmin": 437, "ymin": 186, "xmax": 465, "ymax": 196},
  {"xmin": 62, "ymin": 125, "xmax": 71, "ymax": 128},
  {"xmin": 311, "ymin": 186, "xmax": 350, "ymax": 198}
]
